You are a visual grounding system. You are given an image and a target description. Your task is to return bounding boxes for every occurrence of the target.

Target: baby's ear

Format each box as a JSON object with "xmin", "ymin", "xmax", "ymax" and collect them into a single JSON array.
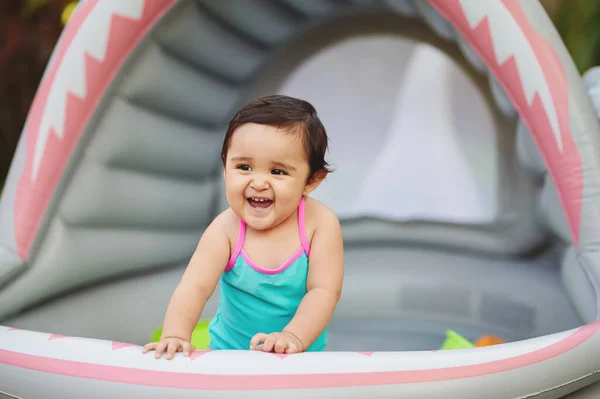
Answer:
[
  {"xmin": 311, "ymin": 169, "xmax": 328, "ymax": 183},
  {"xmin": 305, "ymin": 169, "xmax": 328, "ymax": 193}
]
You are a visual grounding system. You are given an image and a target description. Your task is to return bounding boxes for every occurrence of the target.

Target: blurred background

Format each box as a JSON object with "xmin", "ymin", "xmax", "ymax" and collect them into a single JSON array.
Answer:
[{"xmin": 0, "ymin": 0, "xmax": 599, "ymax": 190}]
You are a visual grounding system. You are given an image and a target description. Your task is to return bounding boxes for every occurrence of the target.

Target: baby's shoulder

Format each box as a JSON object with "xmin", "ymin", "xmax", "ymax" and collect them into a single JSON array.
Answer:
[
  {"xmin": 304, "ymin": 197, "xmax": 340, "ymax": 232},
  {"xmin": 206, "ymin": 207, "xmax": 240, "ymax": 240}
]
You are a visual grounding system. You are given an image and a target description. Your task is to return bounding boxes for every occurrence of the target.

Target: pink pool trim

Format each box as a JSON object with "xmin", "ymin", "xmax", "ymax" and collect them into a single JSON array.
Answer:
[
  {"xmin": 241, "ymin": 247, "xmax": 305, "ymax": 275},
  {"xmin": 429, "ymin": 0, "xmax": 583, "ymax": 246},
  {"xmin": 112, "ymin": 342, "xmax": 138, "ymax": 351},
  {"xmin": 298, "ymin": 196, "xmax": 311, "ymax": 256},
  {"xmin": 225, "ymin": 219, "xmax": 246, "ymax": 271},
  {"xmin": 0, "ymin": 322, "xmax": 598, "ymax": 390},
  {"xmin": 48, "ymin": 334, "xmax": 69, "ymax": 341},
  {"xmin": 13, "ymin": 0, "xmax": 177, "ymax": 260}
]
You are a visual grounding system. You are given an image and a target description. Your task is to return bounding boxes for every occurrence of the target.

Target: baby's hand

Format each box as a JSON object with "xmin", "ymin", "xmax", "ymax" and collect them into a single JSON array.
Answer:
[
  {"xmin": 142, "ymin": 337, "xmax": 195, "ymax": 360},
  {"xmin": 250, "ymin": 331, "xmax": 304, "ymax": 354}
]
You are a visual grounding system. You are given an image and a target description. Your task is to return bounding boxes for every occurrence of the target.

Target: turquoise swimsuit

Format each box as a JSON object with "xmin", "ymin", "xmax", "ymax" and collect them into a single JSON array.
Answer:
[{"xmin": 208, "ymin": 197, "xmax": 327, "ymax": 351}]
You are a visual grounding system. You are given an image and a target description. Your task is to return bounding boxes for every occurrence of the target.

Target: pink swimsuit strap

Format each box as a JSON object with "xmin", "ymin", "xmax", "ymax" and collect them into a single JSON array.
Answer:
[
  {"xmin": 225, "ymin": 197, "xmax": 310, "ymax": 271},
  {"xmin": 298, "ymin": 196, "xmax": 311, "ymax": 255}
]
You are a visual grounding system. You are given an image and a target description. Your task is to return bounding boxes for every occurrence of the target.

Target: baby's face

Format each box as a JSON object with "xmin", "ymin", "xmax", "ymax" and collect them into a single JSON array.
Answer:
[{"xmin": 224, "ymin": 123, "xmax": 311, "ymax": 231}]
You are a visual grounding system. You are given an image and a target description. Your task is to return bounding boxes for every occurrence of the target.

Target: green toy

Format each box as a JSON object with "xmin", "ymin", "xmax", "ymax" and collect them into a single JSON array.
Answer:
[
  {"xmin": 440, "ymin": 329, "xmax": 475, "ymax": 350},
  {"xmin": 151, "ymin": 318, "xmax": 212, "ymax": 350}
]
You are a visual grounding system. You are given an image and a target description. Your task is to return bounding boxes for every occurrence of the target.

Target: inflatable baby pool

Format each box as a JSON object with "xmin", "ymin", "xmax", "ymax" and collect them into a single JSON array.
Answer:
[{"xmin": 1, "ymin": 0, "xmax": 600, "ymax": 397}]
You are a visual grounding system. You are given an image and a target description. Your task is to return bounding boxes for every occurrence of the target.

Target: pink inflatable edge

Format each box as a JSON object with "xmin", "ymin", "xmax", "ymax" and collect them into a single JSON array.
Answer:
[{"xmin": 0, "ymin": 322, "xmax": 598, "ymax": 389}]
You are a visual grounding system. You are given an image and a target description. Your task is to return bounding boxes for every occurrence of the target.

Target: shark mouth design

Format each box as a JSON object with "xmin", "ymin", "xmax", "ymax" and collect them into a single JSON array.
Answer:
[
  {"xmin": 12, "ymin": 0, "xmax": 585, "ymax": 260},
  {"xmin": 12, "ymin": 0, "xmax": 176, "ymax": 259},
  {"xmin": 430, "ymin": 0, "xmax": 582, "ymax": 245}
]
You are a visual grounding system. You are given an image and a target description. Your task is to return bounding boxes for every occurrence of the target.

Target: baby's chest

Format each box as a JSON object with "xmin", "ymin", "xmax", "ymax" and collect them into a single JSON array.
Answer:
[
  {"xmin": 227, "ymin": 257, "xmax": 309, "ymax": 297},
  {"xmin": 244, "ymin": 241, "xmax": 302, "ymax": 270}
]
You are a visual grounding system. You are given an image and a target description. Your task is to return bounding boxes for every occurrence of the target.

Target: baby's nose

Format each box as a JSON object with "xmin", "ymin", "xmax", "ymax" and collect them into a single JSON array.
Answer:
[{"xmin": 251, "ymin": 175, "xmax": 269, "ymax": 189}]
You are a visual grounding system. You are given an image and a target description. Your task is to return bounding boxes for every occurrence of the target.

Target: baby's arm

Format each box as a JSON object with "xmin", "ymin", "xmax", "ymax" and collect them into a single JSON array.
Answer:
[
  {"xmin": 144, "ymin": 210, "xmax": 233, "ymax": 358},
  {"xmin": 283, "ymin": 206, "xmax": 344, "ymax": 350}
]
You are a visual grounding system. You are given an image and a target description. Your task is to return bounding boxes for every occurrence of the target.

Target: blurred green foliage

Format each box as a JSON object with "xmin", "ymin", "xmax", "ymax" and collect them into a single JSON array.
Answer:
[{"xmin": 554, "ymin": 0, "xmax": 600, "ymax": 73}]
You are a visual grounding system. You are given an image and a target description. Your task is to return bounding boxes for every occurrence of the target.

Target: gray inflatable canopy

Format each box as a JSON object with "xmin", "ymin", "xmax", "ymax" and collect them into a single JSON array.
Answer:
[{"xmin": 1, "ymin": 1, "xmax": 600, "ymax": 398}]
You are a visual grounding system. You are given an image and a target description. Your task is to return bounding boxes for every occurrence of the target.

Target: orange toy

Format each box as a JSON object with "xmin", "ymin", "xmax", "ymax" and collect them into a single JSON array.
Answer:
[{"xmin": 475, "ymin": 335, "xmax": 505, "ymax": 347}]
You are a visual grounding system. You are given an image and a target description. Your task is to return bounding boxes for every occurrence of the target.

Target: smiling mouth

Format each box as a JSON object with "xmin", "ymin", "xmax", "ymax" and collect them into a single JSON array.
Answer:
[{"xmin": 247, "ymin": 197, "xmax": 273, "ymax": 209}]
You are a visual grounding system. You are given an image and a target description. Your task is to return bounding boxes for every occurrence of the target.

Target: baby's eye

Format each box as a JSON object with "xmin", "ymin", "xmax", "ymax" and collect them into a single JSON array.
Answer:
[
  {"xmin": 271, "ymin": 169, "xmax": 287, "ymax": 175},
  {"xmin": 237, "ymin": 164, "xmax": 252, "ymax": 171}
]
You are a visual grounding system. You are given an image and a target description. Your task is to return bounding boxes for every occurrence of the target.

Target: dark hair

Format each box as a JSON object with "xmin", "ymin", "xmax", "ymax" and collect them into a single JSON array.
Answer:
[{"xmin": 221, "ymin": 95, "xmax": 331, "ymax": 179}]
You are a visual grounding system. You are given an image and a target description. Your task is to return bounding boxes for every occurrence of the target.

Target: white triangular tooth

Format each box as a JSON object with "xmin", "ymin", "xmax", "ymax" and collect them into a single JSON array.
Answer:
[
  {"xmin": 31, "ymin": 129, "xmax": 52, "ymax": 180},
  {"xmin": 458, "ymin": 0, "xmax": 562, "ymax": 152},
  {"xmin": 31, "ymin": 0, "xmax": 147, "ymax": 180},
  {"xmin": 459, "ymin": 0, "xmax": 487, "ymax": 28},
  {"xmin": 81, "ymin": 12, "xmax": 113, "ymax": 61},
  {"xmin": 84, "ymin": 1, "xmax": 145, "ymax": 61},
  {"xmin": 112, "ymin": 0, "xmax": 145, "ymax": 20},
  {"xmin": 62, "ymin": 53, "xmax": 87, "ymax": 98}
]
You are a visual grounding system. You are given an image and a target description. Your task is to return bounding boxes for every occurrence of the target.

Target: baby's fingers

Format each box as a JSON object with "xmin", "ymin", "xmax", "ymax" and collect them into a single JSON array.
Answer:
[
  {"xmin": 166, "ymin": 340, "xmax": 181, "ymax": 360},
  {"xmin": 181, "ymin": 341, "xmax": 195, "ymax": 357},
  {"xmin": 285, "ymin": 342, "xmax": 301, "ymax": 354},
  {"xmin": 142, "ymin": 342, "xmax": 157, "ymax": 353},
  {"xmin": 274, "ymin": 338, "xmax": 287, "ymax": 354},
  {"xmin": 154, "ymin": 341, "xmax": 169, "ymax": 359},
  {"xmin": 250, "ymin": 333, "xmax": 268, "ymax": 350}
]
